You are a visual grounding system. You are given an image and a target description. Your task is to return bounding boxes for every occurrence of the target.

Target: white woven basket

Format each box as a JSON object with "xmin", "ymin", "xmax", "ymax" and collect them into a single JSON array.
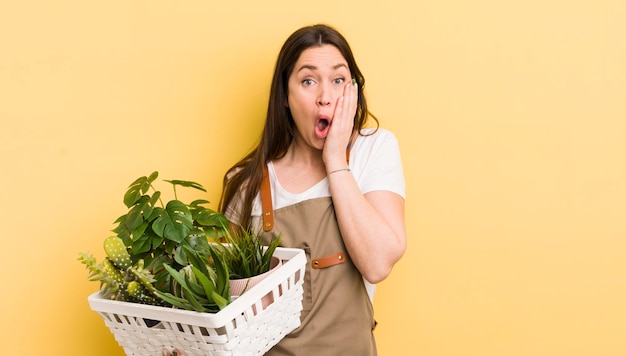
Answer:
[{"xmin": 88, "ymin": 247, "xmax": 306, "ymax": 356}]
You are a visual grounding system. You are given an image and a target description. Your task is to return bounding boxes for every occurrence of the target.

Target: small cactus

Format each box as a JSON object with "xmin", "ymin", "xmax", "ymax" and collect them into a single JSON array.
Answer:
[
  {"xmin": 103, "ymin": 236, "xmax": 131, "ymax": 270},
  {"xmin": 127, "ymin": 281, "xmax": 142, "ymax": 298},
  {"xmin": 128, "ymin": 260, "xmax": 158, "ymax": 294},
  {"xmin": 103, "ymin": 258, "xmax": 125, "ymax": 285},
  {"xmin": 78, "ymin": 251, "xmax": 119, "ymax": 299}
]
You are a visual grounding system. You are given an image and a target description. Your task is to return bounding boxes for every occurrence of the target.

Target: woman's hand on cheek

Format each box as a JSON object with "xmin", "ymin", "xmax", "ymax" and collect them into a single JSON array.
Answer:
[{"xmin": 323, "ymin": 81, "xmax": 358, "ymax": 171}]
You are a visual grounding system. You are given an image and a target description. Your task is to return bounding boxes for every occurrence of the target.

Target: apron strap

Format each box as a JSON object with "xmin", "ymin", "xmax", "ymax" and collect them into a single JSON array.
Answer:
[
  {"xmin": 312, "ymin": 252, "xmax": 347, "ymax": 269},
  {"xmin": 261, "ymin": 164, "xmax": 274, "ymax": 231},
  {"xmin": 261, "ymin": 147, "xmax": 351, "ymax": 232}
]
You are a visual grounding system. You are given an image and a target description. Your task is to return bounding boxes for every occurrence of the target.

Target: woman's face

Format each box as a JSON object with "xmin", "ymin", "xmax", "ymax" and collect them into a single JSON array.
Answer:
[{"xmin": 287, "ymin": 44, "xmax": 352, "ymax": 150}]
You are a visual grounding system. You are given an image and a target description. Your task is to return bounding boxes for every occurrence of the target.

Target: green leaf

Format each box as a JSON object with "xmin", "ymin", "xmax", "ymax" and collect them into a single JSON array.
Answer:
[
  {"xmin": 132, "ymin": 235, "xmax": 151, "ymax": 255},
  {"xmin": 165, "ymin": 179, "xmax": 207, "ymax": 192},
  {"xmin": 124, "ymin": 172, "xmax": 158, "ymax": 208},
  {"xmin": 204, "ymin": 227, "xmax": 226, "ymax": 239},
  {"xmin": 190, "ymin": 199, "xmax": 210, "ymax": 206},
  {"xmin": 190, "ymin": 200, "xmax": 228, "ymax": 227},
  {"xmin": 113, "ymin": 215, "xmax": 131, "ymax": 245},
  {"xmin": 195, "ymin": 212, "xmax": 229, "ymax": 228},
  {"xmin": 184, "ymin": 272, "xmax": 205, "ymax": 296},
  {"xmin": 151, "ymin": 234, "xmax": 165, "ymax": 250},
  {"xmin": 163, "ymin": 239, "xmax": 177, "ymax": 255},
  {"xmin": 147, "ymin": 206, "xmax": 163, "ymax": 221},
  {"xmin": 132, "ymin": 221, "xmax": 149, "ymax": 240},
  {"xmin": 188, "ymin": 227, "xmax": 206, "ymax": 240},
  {"xmin": 150, "ymin": 256, "xmax": 174, "ymax": 291},
  {"xmin": 188, "ymin": 235, "xmax": 211, "ymax": 251},
  {"xmin": 112, "ymin": 214, "xmax": 125, "ymax": 225},
  {"xmin": 162, "ymin": 264, "xmax": 189, "ymax": 292},
  {"xmin": 173, "ymin": 245, "xmax": 188, "ymax": 265},
  {"xmin": 183, "ymin": 245, "xmax": 209, "ymax": 274},
  {"xmin": 191, "ymin": 265, "xmax": 216, "ymax": 303},
  {"xmin": 212, "ymin": 291, "xmax": 229, "ymax": 310},
  {"xmin": 132, "ymin": 251, "xmax": 155, "ymax": 268},
  {"xmin": 210, "ymin": 247, "xmax": 230, "ymax": 297},
  {"xmin": 151, "ymin": 200, "xmax": 192, "ymax": 243},
  {"xmin": 143, "ymin": 191, "xmax": 160, "ymax": 219},
  {"xmin": 155, "ymin": 291, "xmax": 192, "ymax": 309},
  {"xmin": 124, "ymin": 195, "xmax": 151, "ymax": 231},
  {"xmin": 181, "ymin": 285, "xmax": 207, "ymax": 311},
  {"xmin": 146, "ymin": 171, "xmax": 158, "ymax": 187}
]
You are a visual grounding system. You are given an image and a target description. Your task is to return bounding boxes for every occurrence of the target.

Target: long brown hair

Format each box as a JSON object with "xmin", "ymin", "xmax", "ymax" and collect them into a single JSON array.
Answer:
[{"xmin": 219, "ymin": 24, "xmax": 378, "ymax": 229}]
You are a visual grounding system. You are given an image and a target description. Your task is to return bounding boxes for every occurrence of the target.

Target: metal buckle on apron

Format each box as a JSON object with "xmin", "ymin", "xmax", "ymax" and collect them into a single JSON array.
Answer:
[{"xmin": 311, "ymin": 252, "xmax": 346, "ymax": 269}]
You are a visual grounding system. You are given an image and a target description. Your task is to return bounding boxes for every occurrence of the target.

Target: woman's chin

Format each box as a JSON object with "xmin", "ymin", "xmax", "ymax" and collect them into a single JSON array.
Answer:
[{"xmin": 310, "ymin": 137, "xmax": 326, "ymax": 151}]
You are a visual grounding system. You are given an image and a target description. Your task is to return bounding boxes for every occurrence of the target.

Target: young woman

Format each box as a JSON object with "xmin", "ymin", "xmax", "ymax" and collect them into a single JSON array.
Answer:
[{"xmin": 219, "ymin": 24, "xmax": 406, "ymax": 355}]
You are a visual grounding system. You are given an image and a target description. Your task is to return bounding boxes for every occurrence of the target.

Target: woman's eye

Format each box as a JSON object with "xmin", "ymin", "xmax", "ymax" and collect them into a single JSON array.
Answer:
[
  {"xmin": 333, "ymin": 78, "xmax": 346, "ymax": 85},
  {"xmin": 302, "ymin": 79, "xmax": 314, "ymax": 86}
]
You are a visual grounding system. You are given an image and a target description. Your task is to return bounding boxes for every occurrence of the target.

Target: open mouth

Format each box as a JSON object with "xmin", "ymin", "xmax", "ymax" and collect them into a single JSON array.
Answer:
[{"xmin": 315, "ymin": 117, "xmax": 330, "ymax": 138}]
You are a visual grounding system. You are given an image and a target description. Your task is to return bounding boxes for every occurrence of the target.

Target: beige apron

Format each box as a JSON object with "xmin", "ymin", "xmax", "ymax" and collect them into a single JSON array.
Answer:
[{"xmin": 260, "ymin": 166, "xmax": 377, "ymax": 355}]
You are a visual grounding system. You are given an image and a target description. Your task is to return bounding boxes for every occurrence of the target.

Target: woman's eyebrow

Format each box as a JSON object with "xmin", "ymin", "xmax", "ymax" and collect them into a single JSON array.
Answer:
[
  {"xmin": 297, "ymin": 63, "xmax": 348, "ymax": 73},
  {"xmin": 297, "ymin": 64, "xmax": 318, "ymax": 72}
]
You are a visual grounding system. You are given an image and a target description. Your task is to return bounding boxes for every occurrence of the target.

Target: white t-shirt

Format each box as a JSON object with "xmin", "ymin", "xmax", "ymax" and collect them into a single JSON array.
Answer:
[
  {"xmin": 248, "ymin": 128, "xmax": 405, "ymax": 300},
  {"xmin": 251, "ymin": 128, "xmax": 405, "ymax": 217}
]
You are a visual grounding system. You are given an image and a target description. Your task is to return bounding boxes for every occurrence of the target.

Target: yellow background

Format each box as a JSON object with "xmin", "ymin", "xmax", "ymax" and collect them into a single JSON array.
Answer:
[{"xmin": 1, "ymin": 0, "xmax": 625, "ymax": 355}]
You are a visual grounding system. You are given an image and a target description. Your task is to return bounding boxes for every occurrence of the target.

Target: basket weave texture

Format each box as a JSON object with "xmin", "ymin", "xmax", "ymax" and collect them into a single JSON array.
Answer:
[{"xmin": 88, "ymin": 247, "xmax": 306, "ymax": 356}]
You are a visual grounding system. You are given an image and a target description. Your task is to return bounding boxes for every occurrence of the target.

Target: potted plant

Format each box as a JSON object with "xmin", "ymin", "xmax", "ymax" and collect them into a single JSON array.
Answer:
[
  {"xmin": 212, "ymin": 228, "xmax": 281, "ymax": 300},
  {"xmin": 78, "ymin": 171, "xmax": 232, "ymax": 312}
]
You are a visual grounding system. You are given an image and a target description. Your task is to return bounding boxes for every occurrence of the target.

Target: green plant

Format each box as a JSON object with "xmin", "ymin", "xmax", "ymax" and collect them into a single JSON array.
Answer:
[
  {"xmin": 78, "ymin": 236, "xmax": 164, "ymax": 305},
  {"xmin": 214, "ymin": 228, "xmax": 281, "ymax": 280},
  {"xmin": 112, "ymin": 171, "xmax": 228, "ymax": 289},
  {"xmin": 78, "ymin": 171, "xmax": 231, "ymax": 311},
  {"xmin": 155, "ymin": 245, "xmax": 230, "ymax": 312}
]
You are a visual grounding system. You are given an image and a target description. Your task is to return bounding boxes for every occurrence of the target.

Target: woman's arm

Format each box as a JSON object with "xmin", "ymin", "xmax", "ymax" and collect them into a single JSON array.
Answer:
[
  {"xmin": 328, "ymin": 172, "xmax": 406, "ymax": 284},
  {"xmin": 324, "ymin": 81, "xmax": 406, "ymax": 283}
]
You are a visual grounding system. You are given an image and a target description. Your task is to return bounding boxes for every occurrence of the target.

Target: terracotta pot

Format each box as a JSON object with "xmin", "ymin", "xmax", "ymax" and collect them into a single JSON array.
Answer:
[{"xmin": 229, "ymin": 256, "xmax": 282, "ymax": 309}]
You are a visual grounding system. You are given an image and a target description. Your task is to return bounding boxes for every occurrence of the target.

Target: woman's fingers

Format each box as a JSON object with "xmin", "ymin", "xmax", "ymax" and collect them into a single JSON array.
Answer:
[
  {"xmin": 335, "ymin": 80, "xmax": 357, "ymax": 134},
  {"xmin": 323, "ymin": 80, "xmax": 358, "ymax": 168}
]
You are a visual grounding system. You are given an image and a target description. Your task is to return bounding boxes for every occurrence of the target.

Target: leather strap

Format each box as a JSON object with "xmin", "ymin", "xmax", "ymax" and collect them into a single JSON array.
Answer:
[
  {"xmin": 260, "ymin": 145, "xmax": 351, "ymax": 233},
  {"xmin": 261, "ymin": 165, "xmax": 274, "ymax": 231},
  {"xmin": 312, "ymin": 252, "xmax": 347, "ymax": 269}
]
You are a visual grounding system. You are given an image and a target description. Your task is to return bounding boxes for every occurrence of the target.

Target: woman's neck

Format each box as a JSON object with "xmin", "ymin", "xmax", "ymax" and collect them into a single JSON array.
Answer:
[{"xmin": 272, "ymin": 141, "xmax": 327, "ymax": 193}]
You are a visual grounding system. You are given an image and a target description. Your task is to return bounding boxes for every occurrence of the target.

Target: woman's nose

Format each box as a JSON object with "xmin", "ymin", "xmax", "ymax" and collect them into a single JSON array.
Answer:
[
  {"xmin": 317, "ymin": 84, "xmax": 332, "ymax": 106},
  {"xmin": 317, "ymin": 97, "xmax": 331, "ymax": 106}
]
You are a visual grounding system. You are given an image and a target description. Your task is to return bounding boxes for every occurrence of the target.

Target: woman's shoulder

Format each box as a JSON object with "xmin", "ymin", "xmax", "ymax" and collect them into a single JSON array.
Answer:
[
  {"xmin": 350, "ymin": 128, "xmax": 402, "ymax": 166},
  {"xmin": 351, "ymin": 127, "xmax": 405, "ymax": 196},
  {"xmin": 355, "ymin": 127, "xmax": 399, "ymax": 148}
]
